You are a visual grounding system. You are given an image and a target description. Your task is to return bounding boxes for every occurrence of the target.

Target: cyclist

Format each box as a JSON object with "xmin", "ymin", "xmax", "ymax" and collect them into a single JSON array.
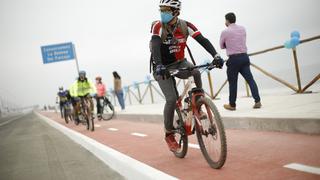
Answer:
[
  {"xmin": 150, "ymin": 0, "xmax": 224, "ymax": 152},
  {"xmin": 95, "ymin": 76, "xmax": 106, "ymax": 120},
  {"xmin": 69, "ymin": 70, "xmax": 96, "ymax": 124},
  {"xmin": 56, "ymin": 86, "xmax": 69, "ymax": 118}
]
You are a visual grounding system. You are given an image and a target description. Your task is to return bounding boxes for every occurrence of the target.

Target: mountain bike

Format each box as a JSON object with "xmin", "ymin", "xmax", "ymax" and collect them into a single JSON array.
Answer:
[
  {"xmin": 76, "ymin": 96, "xmax": 94, "ymax": 131},
  {"xmin": 169, "ymin": 63, "xmax": 227, "ymax": 169},
  {"xmin": 100, "ymin": 95, "xmax": 115, "ymax": 120}
]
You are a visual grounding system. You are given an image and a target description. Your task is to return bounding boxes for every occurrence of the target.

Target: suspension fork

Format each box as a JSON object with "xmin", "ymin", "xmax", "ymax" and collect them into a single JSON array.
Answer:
[{"xmin": 191, "ymin": 92, "xmax": 205, "ymax": 134}]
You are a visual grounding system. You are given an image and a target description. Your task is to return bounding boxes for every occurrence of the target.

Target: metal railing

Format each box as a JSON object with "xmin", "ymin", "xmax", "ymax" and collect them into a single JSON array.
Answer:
[{"xmin": 109, "ymin": 35, "xmax": 320, "ymax": 106}]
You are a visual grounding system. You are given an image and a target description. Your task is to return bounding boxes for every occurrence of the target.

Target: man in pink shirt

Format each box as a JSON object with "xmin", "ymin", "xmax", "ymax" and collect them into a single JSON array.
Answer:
[
  {"xmin": 220, "ymin": 12, "xmax": 261, "ymax": 110},
  {"xmin": 95, "ymin": 76, "xmax": 106, "ymax": 120}
]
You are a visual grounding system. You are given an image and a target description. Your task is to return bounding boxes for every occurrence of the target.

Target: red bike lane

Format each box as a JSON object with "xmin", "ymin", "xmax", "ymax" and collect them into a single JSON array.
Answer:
[{"xmin": 39, "ymin": 111, "xmax": 320, "ymax": 180}]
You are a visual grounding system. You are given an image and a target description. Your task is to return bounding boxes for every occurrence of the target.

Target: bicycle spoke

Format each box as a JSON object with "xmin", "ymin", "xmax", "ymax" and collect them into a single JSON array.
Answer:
[
  {"xmin": 203, "ymin": 105, "xmax": 221, "ymax": 159},
  {"xmin": 196, "ymin": 97, "xmax": 227, "ymax": 169}
]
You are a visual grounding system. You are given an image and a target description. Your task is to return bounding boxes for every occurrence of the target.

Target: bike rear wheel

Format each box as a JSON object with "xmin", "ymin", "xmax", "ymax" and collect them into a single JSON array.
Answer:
[
  {"xmin": 195, "ymin": 97, "xmax": 227, "ymax": 169},
  {"xmin": 101, "ymin": 98, "xmax": 115, "ymax": 120},
  {"xmin": 172, "ymin": 108, "xmax": 188, "ymax": 158}
]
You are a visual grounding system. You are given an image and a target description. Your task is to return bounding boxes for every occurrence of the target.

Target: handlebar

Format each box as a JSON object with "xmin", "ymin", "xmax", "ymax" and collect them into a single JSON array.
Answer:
[{"xmin": 168, "ymin": 62, "xmax": 221, "ymax": 76}]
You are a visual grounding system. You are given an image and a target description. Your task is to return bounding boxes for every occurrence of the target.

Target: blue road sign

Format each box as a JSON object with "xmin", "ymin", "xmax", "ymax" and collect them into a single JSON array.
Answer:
[{"xmin": 41, "ymin": 42, "xmax": 75, "ymax": 64}]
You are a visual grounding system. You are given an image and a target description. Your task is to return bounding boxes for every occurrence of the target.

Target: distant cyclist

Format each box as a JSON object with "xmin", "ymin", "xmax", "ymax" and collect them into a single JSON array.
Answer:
[
  {"xmin": 56, "ymin": 86, "xmax": 70, "ymax": 118},
  {"xmin": 150, "ymin": 0, "xmax": 224, "ymax": 151},
  {"xmin": 69, "ymin": 70, "xmax": 96, "ymax": 124},
  {"xmin": 95, "ymin": 76, "xmax": 106, "ymax": 120}
]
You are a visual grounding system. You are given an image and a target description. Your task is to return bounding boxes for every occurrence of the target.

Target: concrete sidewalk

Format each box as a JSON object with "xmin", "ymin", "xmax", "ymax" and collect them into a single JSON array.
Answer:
[{"xmin": 114, "ymin": 90, "xmax": 320, "ymax": 134}]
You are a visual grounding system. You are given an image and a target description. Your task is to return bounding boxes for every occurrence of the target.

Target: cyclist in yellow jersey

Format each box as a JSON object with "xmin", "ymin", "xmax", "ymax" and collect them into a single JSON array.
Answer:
[{"xmin": 69, "ymin": 70, "xmax": 96, "ymax": 123}]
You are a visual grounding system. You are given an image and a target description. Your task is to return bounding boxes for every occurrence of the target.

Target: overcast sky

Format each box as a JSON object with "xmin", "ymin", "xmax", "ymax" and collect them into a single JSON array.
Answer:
[{"xmin": 0, "ymin": 0, "xmax": 319, "ymax": 107}]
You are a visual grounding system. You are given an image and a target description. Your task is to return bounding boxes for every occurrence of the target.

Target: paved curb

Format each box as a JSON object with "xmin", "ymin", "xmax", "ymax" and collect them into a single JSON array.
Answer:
[
  {"xmin": 34, "ymin": 111, "xmax": 178, "ymax": 180},
  {"xmin": 115, "ymin": 114, "xmax": 320, "ymax": 135}
]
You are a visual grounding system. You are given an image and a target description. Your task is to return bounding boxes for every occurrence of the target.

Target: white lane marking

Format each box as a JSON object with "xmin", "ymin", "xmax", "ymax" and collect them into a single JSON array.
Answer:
[
  {"xmin": 131, "ymin": 133, "xmax": 147, "ymax": 137},
  {"xmin": 35, "ymin": 112, "xmax": 178, "ymax": 180},
  {"xmin": 108, "ymin": 128, "xmax": 118, "ymax": 131},
  {"xmin": 95, "ymin": 124, "xmax": 101, "ymax": 127},
  {"xmin": 284, "ymin": 163, "xmax": 320, "ymax": 175},
  {"xmin": 189, "ymin": 143, "xmax": 200, "ymax": 149},
  {"xmin": 0, "ymin": 116, "xmax": 22, "ymax": 127}
]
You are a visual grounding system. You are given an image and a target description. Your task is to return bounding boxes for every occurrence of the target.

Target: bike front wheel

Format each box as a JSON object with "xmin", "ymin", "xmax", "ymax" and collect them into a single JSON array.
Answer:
[
  {"xmin": 195, "ymin": 97, "xmax": 227, "ymax": 169},
  {"xmin": 101, "ymin": 99, "xmax": 115, "ymax": 120},
  {"xmin": 87, "ymin": 111, "xmax": 94, "ymax": 131},
  {"xmin": 84, "ymin": 110, "xmax": 94, "ymax": 131},
  {"xmin": 83, "ymin": 99, "xmax": 94, "ymax": 131}
]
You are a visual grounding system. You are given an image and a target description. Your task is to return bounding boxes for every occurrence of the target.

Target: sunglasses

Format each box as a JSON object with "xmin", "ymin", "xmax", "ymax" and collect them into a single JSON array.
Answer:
[{"xmin": 159, "ymin": 7, "xmax": 173, "ymax": 13}]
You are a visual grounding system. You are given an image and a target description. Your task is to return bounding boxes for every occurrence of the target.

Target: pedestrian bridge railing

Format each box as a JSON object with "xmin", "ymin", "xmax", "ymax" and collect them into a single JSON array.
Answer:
[{"xmin": 109, "ymin": 35, "xmax": 320, "ymax": 106}]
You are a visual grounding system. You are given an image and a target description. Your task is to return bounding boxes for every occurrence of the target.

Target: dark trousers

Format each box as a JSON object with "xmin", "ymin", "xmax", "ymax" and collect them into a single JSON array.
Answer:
[
  {"xmin": 96, "ymin": 97, "xmax": 103, "ymax": 114},
  {"xmin": 226, "ymin": 54, "xmax": 260, "ymax": 107}
]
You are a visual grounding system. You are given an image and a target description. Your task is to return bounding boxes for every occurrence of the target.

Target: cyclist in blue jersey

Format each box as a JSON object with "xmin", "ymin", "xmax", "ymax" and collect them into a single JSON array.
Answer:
[{"xmin": 56, "ymin": 86, "xmax": 70, "ymax": 118}]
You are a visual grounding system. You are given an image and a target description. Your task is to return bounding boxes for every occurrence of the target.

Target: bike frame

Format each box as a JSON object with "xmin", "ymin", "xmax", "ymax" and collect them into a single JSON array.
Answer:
[
  {"xmin": 175, "ymin": 77, "xmax": 205, "ymax": 136},
  {"xmin": 169, "ymin": 63, "xmax": 227, "ymax": 169},
  {"xmin": 172, "ymin": 63, "xmax": 214, "ymax": 136},
  {"xmin": 80, "ymin": 97, "xmax": 92, "ymax": 115},
  {"xmin": 103, "ymin": 96, "xmax": 112, "ymax": 105}
]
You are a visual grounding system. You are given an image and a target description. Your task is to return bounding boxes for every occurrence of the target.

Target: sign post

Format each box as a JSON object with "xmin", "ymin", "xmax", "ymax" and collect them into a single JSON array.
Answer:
[
  {"xmin": 41, "ymin": 42, "xmax": 79, "ymax": 74},
  {"xmin": 72, "ymin": 44, "xmax": 80, "ymax": 74}
]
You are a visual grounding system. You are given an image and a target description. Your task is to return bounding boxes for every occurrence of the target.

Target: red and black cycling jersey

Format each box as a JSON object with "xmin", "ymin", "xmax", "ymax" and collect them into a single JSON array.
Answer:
[
  {"xmin": 151, "ymin": 20, "xmax": 201, "ymax": 65},
  {"xmin": 150, "ymin": 18, "xmax": 218, "ymax": 68}
]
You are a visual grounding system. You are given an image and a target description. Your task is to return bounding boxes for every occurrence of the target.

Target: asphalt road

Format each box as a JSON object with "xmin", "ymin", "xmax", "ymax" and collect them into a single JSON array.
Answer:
[{"xmin": 0, "ymin": 113, "xmax": 124, "ymax": 180}]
